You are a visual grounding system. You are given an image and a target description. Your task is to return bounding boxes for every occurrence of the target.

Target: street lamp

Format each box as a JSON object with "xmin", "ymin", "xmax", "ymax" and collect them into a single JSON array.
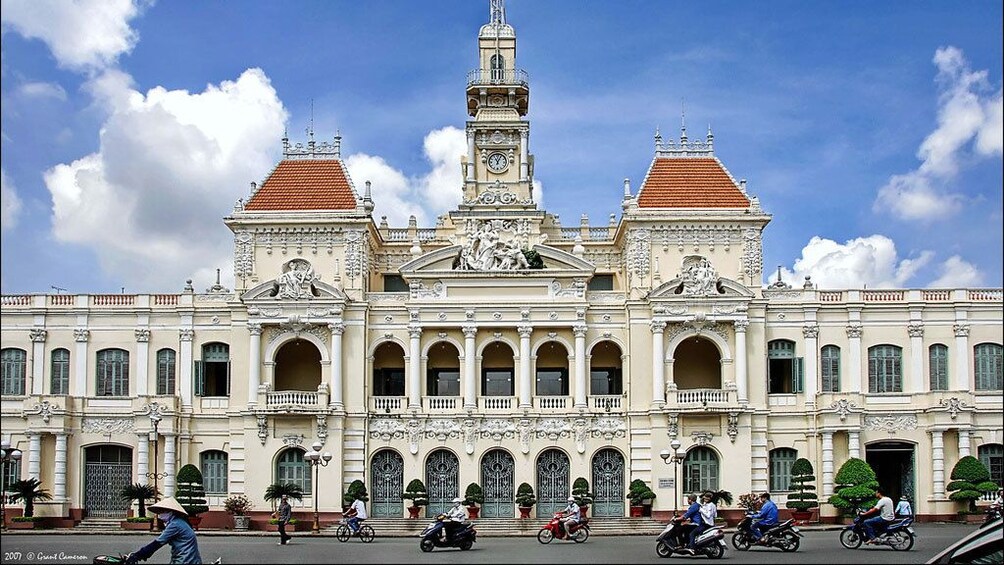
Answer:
[
  {"xmin": 145, "ymin": 414, "xmax": 169, "ymax": 531},
  {"xmin": 304, "ymin": 442, "xmax": 332, "ymax": 534},
  {"xmin": 659, "ymin": 439, "xmax": 686, "ymax": 515},
  {"xmin": 1, "ymin": 440, "xmax": 23, "ymax": 530}
]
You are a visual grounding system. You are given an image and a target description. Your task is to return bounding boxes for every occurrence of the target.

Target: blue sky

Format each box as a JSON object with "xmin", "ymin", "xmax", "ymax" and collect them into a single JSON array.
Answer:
[{"xmin": 1, "ymin": 0, "xmax": 1001, "ymax": 294}]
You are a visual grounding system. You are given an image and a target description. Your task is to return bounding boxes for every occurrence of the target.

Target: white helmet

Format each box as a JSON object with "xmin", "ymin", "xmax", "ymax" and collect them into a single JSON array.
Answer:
[
  {"xmin": 452, "ymin": 497, "xmax": 463, "ymax": 504},
  {"xmin": 568, "ymin": 496, "xmax": 576, "ymax": 502}
]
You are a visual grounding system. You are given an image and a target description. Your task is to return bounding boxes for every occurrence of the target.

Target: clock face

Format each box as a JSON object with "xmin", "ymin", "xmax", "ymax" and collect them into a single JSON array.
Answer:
[{"xmin": 487, "ymin": 152, "xmax": 509, "ymax": 173}]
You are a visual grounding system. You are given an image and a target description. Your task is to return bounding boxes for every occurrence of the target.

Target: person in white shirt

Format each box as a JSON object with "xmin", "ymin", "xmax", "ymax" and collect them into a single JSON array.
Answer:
[
  {"xmin": 686, "ymin": 492, "xmax": 717, "ymax": 553},
  {"xmin": 443, "ymin": 497, "xmax": 468, "ymax": 541},
  {"xmin": 343, "ymin": 496, "xmax": 368, "ymax": 534},
  {"xmin": 561, "ymin": 496, "xmax": 581, "ymax": 539},
  {"xmin": 860, "ymin": 488, "xmax": 895, "ymax": 543},
  {"xmin": 894, "ymin": 496, "xmax": 912, "ymax": 518}
]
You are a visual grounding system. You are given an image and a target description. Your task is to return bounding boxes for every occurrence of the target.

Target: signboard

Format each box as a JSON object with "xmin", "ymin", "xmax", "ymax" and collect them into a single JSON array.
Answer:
[{"xmin": 658, "ymin": 478, "xmax": 674, "ymax": 489}]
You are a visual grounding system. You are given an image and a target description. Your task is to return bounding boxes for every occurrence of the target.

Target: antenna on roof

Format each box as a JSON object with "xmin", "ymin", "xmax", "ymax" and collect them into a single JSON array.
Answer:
[
  {"xmin": 51, "ymin": 285, "xmax": 67, "ymax": 294},
  {"xmin": 307, "ymin": 99, "xmax": 315, "ymax": 141},
  {"xmin": 680, "ymin": 99, "xmax": 688, "ymax": 142}
]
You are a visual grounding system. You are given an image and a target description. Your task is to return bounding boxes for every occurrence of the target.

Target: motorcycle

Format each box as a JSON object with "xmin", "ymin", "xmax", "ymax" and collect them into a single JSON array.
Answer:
[
  {"xmin": 94, "ymin": 556, "xmax": 222, "ymax": 564},
  {"xmin": 839, "ymin": 514, "xmax": 915, "ymax": 551},
  {"xmin": 655, "ymin": 516, "xmax": 727, "ymax": 559},
  {"xmin": 536, "ymin": 512, "xmax": 590, "ymax": 544},
  {"xmin": 980, "ymin": 505, "xmax": 1002, "ymax": 529},
  {"xmin": 419, "ymin": 513, "xmax": 477, "ymax": 552},
  {"xmin": 731, "ymin": 513, "xmax": 802, "ymax": 552}
]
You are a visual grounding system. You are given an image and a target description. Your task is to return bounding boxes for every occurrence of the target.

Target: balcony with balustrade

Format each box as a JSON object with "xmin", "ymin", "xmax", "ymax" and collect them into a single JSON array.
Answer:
[
  {"xmin": 666, "ymin": 387, "xmax": 738, "ymax": 412},
  {"xmin": 259, "ymin": 388, "xmax": 326, "ymax": 414}
]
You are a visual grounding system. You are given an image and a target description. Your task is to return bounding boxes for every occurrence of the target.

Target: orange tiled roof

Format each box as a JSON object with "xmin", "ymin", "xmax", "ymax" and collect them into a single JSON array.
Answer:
[
  {"xmin": 244, "ymin": 159, "xmax": 357, "ymax": 211},
  {"xmin": 637, "ymin": 157, "xmax": 750, "ymax": 208}
]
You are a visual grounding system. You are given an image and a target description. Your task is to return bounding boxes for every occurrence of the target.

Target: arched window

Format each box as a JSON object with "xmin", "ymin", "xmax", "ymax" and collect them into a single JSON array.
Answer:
[
  {"xmin": 51, "ymin": 348, "xmax": 70, "ymax": 395},
  {"xmin": 490, "ymin": 54, "xmax": 505, "ymax": 81},
  {"xmin": 768, "ymin": 340, "xmax": 803, "ymax": 394},
  {"xmin": 157, "ymin": 348, "xmax": 177, "ymax": 396},
  {"xmin": 200, "ymin": 450, "xmax": 228, "ymax": 495},
  {"xmin": 683, "ymin": 447, "xmax": 719, "ymax": 494},
  {"xmin": 821, "ymin": 345, "xmax": 840, "ymax": 393},
  {"xmin": 1, "ymin": 348, "xmax": 27, "ymax": 396},
  {"xmin": 96, "ymin": 348, "xmax": 129, "ymax": 397},
  {"xmin": 974, "ymin": 343, "xmax": 1003, "ymax": 391},
  {"xmin": 978, "ymin": 444, "xmax": 1003, "ymax": 488},
  {"xmin": 276, "ymin": 449, "xmax": 310, "ymax": 494},
  {"xmin": 769, "ymin": 448, "xmax": 798, "ymax": 492},
  {"xmin": 868, "ymin": 345, "xmax": 902, "ymax": 393},
  {"xmin": 929, "ymin": 344, "xmax": 949, "ymax": 391}
]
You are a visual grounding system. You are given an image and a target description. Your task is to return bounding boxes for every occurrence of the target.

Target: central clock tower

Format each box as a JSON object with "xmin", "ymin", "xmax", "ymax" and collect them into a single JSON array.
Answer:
[{"xmin": 461, "ymin": 0, "xmax": 535, "ymax": 210}]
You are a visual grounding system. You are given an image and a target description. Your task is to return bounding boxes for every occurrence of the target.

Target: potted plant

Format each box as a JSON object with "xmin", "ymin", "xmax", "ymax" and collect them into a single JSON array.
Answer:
[
  {"xmin": 120, "ymin": 482, "xmax": 157, "ymax": 530},
  {"xmin": 572, "ymin": 477, "xmax": 594, "ymax": 518},
  {"xmin": 7, "ymin": 478, "xmax": 51, "ymax": 530},
  {"xmin": 224, "ymin": 493, "xmax": 254, "ymax": 530},
  {"xmin": 343, "ymin": 480, "xmax": 369, "ymax": 511},
  {"xmin": 737, "ymin": 492, "xmax": 762, "ymax": 513},
  {"xmin": 627, "ymin": 479, "xmax": 656, "ymax": 518},
  {"xmin": 401, "ymin": 479, "xmax": 428, "ymax": 519},
  {"xmin": 948, "ymin": 456, "xmax": 999, "ymax": 522},
  {"xmin": 464, "ymin": 482, "xmax": 484, "ymax": 519},
  {"xmin": 827, "ymin": 457, "xmax": 879, "ymax": 522},
  {"xmin": 175, "ymin": 464, "xmax": 209, "ymax": 529},
  {"xmin": 785, "ymin": 458, "xmax": 819, "ymax": 522},
  {"xmin": 515, "ymin": 482, "xmax": 537, "ymax": 519}
]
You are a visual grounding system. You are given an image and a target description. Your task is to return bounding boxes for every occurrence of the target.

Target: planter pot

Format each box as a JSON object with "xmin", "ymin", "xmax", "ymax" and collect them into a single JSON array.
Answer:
[
  {"xmin": 962, "ymin": 514, "xmax": 984, "ymax": 524},
  {"xmin": 188, "ymin": 516, "xmax": 202, "ymax": 530},
  {"xmin": 121, "ymin": 520, "xmax": 153, "ymax": 531},
  {"xmin": 790, "ymin": 510, "xmax": 813, "ymax": 522},
  {"xmin": 233, "ymin": 515, "xmax": 251, "ymax": 531},
  {"xmin": 580, "ymin": 506, "xmax": 588, "ymax": 519},
  {"xmin": 10, "ymin": 520, "xmax": 41, "ymax": 529},
  {"xmin": 630, "ymin": 505, "xmax": 644, "ymax": 518},
  {"xmin": 408, "ymin": 506, "xmax": 421, "ymax": 519},
  {"xmin": 519, "ymin": 507, "xmax": 532, "ymax": 519},
  {"xmin": 467, "ymin": 506, "xmax": 480, "ymax": 519}
]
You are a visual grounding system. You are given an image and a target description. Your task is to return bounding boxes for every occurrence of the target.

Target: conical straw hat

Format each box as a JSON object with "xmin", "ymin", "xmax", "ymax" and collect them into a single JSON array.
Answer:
[{"xmin": 148, "ymin": 496, "xmax": 189, "ymax": 516}]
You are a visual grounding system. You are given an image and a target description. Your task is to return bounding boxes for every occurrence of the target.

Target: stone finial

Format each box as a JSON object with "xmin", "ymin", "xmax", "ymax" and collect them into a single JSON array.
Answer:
[{"xmin": 623, "ymin": 178, "xmax": 631, "ymax": 200}]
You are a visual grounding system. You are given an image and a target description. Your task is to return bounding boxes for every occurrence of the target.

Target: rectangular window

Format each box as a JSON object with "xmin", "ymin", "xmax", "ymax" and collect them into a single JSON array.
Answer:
[
  {"xmin": 979, "ymin": 446, "xmax": 1003, "ymax": 488},
  {"xmin": 482, "ymin": 369, "xmax": 513, "ymax": 396},
  {"xmin": 587, "ymin": 275, "xmax": 614, "ymax": 291},
  {"xmin": 929, "ymin": 345, "xmax": 949, "ymax": 391},
  {"xmin": 821, "ymin": 346, "xmax": 840, "ymax": 393},
  {"xmin": 1, "ymin": 349, "xmax": 27, "ymax": 396},
  {"xmin": 196, "ymin": 344, "xmax": 230, "ymax": 397},
  {"xmin": 157, "ymin": 349, "xmax": 176, "ymax": 396},
  {"xmin": 373, "ymin": 368, "xmax": 405, "ymax": 396},
  {"xmin": 51, "ymin": 349, "xmax": 70, "ymax": 396},
  {"xmin": 768, "ymin": 341, "xmax": 802, "ymax": 394},
  {"xmin": 590, "ymin": 368, "xmax": 622, "ymax": 395},
  {"xmin": 975, "ymin": 344, "xmax": 1003, "ymax": 391},
  {"xmin": 535, "ymin": 368, "xmax": 568, "ymax": 396},
  {"xmin": 426, "ymin": 369, "xmax": 460, "ymax": 396},
  {"xmin": 383, "ymin": 275, "xmax": 409, "ymax": 292},
  {"xmin": 201, "ymin": 452, "xmax": 228, "ymax": 495},
  {"xmin": 2, "ymin": 458, "xmax": 21, "ymax": 492},
  {"xmin": 769, "ymin": 449, "xmax": 798, "ymax": 492},
  {"xmin": 96, "ymin": 349, "xmax": 129, "ymax": 397},
  {"xmin": 868, "ymin": 345, "xmax": 903, "ymax": 393}
]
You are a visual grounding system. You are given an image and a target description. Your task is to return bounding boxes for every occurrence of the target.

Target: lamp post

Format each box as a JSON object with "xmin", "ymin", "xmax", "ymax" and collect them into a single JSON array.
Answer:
[
  {"xmin": 305, "ymin": 442, "xmax": 332, "ymax": 534},
  {"xmin": 145, "ymin": 414, "xmax": 168, "ymax": 531},
  {"xmin": 1, "ymin": 440, "xmax": 23, "ymax": 530},
  {"xmin": 659, "ymin": 439, "xmax": 686, "ymax": 515}
]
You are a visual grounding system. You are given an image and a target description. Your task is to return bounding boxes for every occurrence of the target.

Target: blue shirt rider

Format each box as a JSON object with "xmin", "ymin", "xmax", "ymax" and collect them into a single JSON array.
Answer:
[
  {"xmin": 126, "ymin": 497, "xmax": 202, "ymax": 564},
  {"xmin": 751, "ymin": 492, "xmax": 779, "ymax": 542},
  {"xmin": 678, "ymin": 494, "xmax": 701, "ymax": 548}
]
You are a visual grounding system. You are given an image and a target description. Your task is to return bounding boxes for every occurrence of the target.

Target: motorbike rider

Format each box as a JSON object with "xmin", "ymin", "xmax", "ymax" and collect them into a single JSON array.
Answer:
[
  {"xmin": 750, "ymin": 492, "xmax": 778, "ymax": 544},
  {"xmin": 676, "ymin": 494, "xmax": 701, "ymax": 548},
  {"xmin": 685, "ymin": 492, "xmax": 717, "ymax": 554},
  {"xmin": 443, "ymin": 497, "xmax": 468, "ymax": 542},
  {"xmin": 561, "ymin": 496, "xmax": 581, "ymax": 540},
  {"xmin": 860, "ymin": 487, "xmax": 895, "ymax": 544}
]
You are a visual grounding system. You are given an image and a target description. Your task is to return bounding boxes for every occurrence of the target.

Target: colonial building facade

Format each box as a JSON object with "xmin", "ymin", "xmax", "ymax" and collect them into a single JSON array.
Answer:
[{"xmin": 2, "ymin": 1, "xmax": 1002, "ymax": 525}]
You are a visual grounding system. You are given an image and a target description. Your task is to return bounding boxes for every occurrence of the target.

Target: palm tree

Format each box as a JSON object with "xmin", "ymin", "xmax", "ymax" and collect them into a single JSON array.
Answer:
[
  {"xmin": 8, "ymin": 478, "xmax": 52, "ymax": 518},
  {"xmin": 120, "ymin": 483, "xmax": 158, "ymax": 518},
  {"xmin": 704, "ymin": 489, "xmax": 734, "ymax": 507},
  {"xmin": 264, "ymin": 483, "xmax": 304, "ymax": 511}
]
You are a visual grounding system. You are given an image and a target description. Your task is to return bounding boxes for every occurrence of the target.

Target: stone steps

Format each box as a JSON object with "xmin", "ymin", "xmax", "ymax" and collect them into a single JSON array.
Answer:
[
  {"xmin": 331, "ymin": 517, "xmax": 665, "ymax": 537},
  {"xmin": 75, "ymin": 518, "xmax": 123, "ymax": 530}
]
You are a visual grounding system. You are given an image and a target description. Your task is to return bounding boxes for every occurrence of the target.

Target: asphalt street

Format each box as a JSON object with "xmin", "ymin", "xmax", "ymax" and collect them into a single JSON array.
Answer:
[{"xmin": 0, "ymin": 524, "xmax": 977, "ymax": 564}]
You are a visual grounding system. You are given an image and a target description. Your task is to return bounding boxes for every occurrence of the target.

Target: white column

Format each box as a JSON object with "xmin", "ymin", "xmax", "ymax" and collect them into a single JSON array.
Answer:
[
  {"xmin": 135, "ymin": 329, "xmax": 150, "ymax": 396},
  {"xmin": 136, "ymin": 433, "xmax": 149, "ymax": 486},
  {"xmin": 848, "ymin": 430, "xmax": 861, "ymax": 460},
  {"xmin": 73, "ymin": 329, "xmax": 89, "ymax": 397},
  {"xmin": 248, "ymin": 324, "xmax": 262, "ymax": 406},
  {"xmin": 519, "ymin": 130, "xmax": 529, "ymax": 182},
  {"xmin": 846, "ymin": 325, "xmax": 862, "ymax": 393},
  {"xmin": 651, "ymin": 321, "xmax": 666, "ymax": 407},
  {"xmin": 466, "ymin": 127, "xmax": 476, "ymax": 182},
  {"xmin": 958, "ymin": 429, "xmax": 971, "ymax": 458},
  {"xmin": 518, "ymin": 326, "xmax": 532, "ymax": 408},
  {"xmin": 803, "ymin": 325, "xmax": 818, "ymax": 405},
  {"xmin": 54, "ymin": 433, "xmax": 68, "ymax": 500},
  {"xmin": 179, "ymin": 330, "xmax": 194, "ymax": 408},
  {"xmin": 27, "ymin": 432, "xmax": 41, "ymax": 480},
  {"xmin": 573, "ymin": 324, "xmax": 587, "ymax": 408},
  {"xmin": 408, "ymin": 326, "xmax": 422, "ymax": 409},
  {"xmin": 328, "ymin": 323, "xmax": 344, "ymax": 409},
  {"xmin": 821, "ymin": 431, "xmax": 835, "ymax": 497},
  {"xmin": 734, "ymin": 320, "xmax": 749, "ymax": 403},
  {"xmin": 932, "ymin": 429, "xmax": 945, "ymax": 497},
  {"xmin": 953, "ymin": 324, "xmax": 970, "ymax": 391},
  {"xmin": 908, "ymin": 322, "xmax": 925, "ymax": 393},
  {"xmin": 163, "ymin": 433, "xmax": 177, "ymax": 497},
  {"xmin": 30, "ymin": 329, "xmax": 46, "ymax": 395},
  {"xmin": 463, "ymin": 325, "xmax": 478, "ymax": 409}
]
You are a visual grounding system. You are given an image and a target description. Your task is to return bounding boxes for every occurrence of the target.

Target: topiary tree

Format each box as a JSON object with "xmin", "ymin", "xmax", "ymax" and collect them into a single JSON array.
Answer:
[
  {"xmin": 343, "ymin": 480, "xmax": 369, "ymax": 506},
  {"xmin": 572, "ymin": 477, "xmax": 594, "ymax": 508},
  {"xmin": 627, "ymin": 479, "xmax": 656, "ymax": 506},
  {"xmin": 785, "ymin": 458, "xmax": 819, "ymax": 512},
  {"xmin": 827, "ymin": 458, "xmax": 879, "ymax": 515},
  {"xmin": 515, "ymin": 482, "xmax": 537, "ymax": 508},
  {"xmin": 401, "ymin": 478, "xmax": 429, "ymax": 508},
  {"xmin": 464, "ymin": 482, "xmax": 484, "ymax": 507},
  {"xmin": 948, "ymin": 455, "xmax": 999, "ymax": 513},
  {"xmin": 175, "ymin": 464, "xmax": 208, "ymax": 517}
]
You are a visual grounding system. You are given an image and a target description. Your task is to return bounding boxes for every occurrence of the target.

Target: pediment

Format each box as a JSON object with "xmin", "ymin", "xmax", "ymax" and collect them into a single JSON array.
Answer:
[
  {"xmin": 241, "ymin": 279, "xmax": 348, "ymax": 303},
  {"xmin": 398, "ymin": 244, "xmax": 595, "ymax": 276},
  {"xmin": 648, "ymin": 276, "xmax": 755, "ymax": 300}
]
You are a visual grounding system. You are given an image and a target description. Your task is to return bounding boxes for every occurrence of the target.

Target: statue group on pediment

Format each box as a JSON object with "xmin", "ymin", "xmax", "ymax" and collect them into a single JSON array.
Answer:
[
  {"xmin": 274, "ymin": 258, "xmax": 316, "ymax": 299},
  {"xmin": 456, "ymin": 221, "xmax": 530, "ymax": 271},
  {"xmin": 680, "ymin": 256, "xmax": 721, "ymax": 296}
]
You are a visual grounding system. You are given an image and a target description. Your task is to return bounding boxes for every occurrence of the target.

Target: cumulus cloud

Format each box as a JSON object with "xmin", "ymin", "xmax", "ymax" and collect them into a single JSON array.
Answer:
[
  {"xmin": 0, "ymin": 0, "xmax": 145, "ymax": 71},
  {"xmin": 928, "ymin": 255, "xmax": 984, "ymax": 288},
  {"xmin": 780, "ymin": 235, "xmax": 933, "ymax": 289},
  {"xmin": 44, "ymin": 68, "xmax": 287, "ymax": 291},
  {"xmin": 343, "ymin": 153, "xmax": 427, "ymax": 226},
  {"xmin": 875, "ymin": 46, "xmax": 1003, "ymax": 221},
  {"xmin": 17, "ymin": 81, "xmax": 67, "ymax": 101},
  {"xmin": 1, "ymin": 169, "xmax": 23, "ymax": 230}
]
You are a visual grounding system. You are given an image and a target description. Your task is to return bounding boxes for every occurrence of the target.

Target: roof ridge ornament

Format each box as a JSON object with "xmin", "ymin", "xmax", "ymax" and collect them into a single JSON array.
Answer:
[{"xmin": 283, "ymin": 132, "xmax": 342, "ymax": 160}]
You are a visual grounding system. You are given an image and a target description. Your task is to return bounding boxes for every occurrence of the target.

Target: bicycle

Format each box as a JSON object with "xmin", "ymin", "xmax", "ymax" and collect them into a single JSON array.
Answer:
[{"xmin": 335, "ymin": 518, "xmax": 375, "ymax": 543}]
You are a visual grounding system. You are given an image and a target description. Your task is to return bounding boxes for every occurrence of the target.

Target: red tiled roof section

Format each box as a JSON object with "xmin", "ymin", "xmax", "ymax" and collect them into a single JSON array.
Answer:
[
  {"xmin": 638, "ymin": 158, "xmax": 750, "ymax": 208},
  {"xmin": 244, "ymin": 159, "xmax": 357, "ymax": 211}
]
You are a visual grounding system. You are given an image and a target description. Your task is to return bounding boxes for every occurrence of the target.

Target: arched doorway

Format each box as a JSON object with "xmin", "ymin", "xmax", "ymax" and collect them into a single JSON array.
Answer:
[
  {"xmin": 589, "ymin": 341, "xmax": 623, "ymax": 396},
  {"xmin": 673, "ymin": 337, "xmax": 722, "ymax": 389},
  {"xmin": 480, "ymin": 449, "xmax": 515, "ymax": 517},
  {"xmin": 426, "ymin": 341, "xmax": 460, "ymax": 398},
  {"xmin": 274, "ymin": 338, "xmax": 322, "ymax": 391},
  {"xmin": 84, "ymin": 445, "xmax": 132, "ymax": 517},
  {"xmin": 866, "ymin": 441, "xmax": 915, "ymax": 504},
  {"xmin": 536, "ymin": 449, "xmax": 570, "ymax": 517},
  {"xmin": 481, "ymin": 342, "xmax": 515, "ymax": 397},
  {"xmin": 535, "ymin": 341, "xmax": 569, "ymax": 397},
  {"xmin": 370, "ymin": 449, "xmax": 404, "ymax": 517},
  {"xmin": 426, "ymin": 449, "xmax": 459, "ymax": 516},
  {"xmin": 373, "ymin": 342, "xmax": 406, "ymax": 397},
  {"xmin": 591, "ymin": 448, "xmax": 625, "ymax": 517}
]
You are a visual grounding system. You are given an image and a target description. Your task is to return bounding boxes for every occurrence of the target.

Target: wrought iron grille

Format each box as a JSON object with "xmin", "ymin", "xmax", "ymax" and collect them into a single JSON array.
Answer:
[
  {"xmin": 592, "ymin": 448, "xmax": 625, "ymax": 517},
  {"xmin": 536, "ymin": 449, "xmax": 570, "ymax": 518},
  {"xmin": 85, "ymin": 462, "xmax": 133, "ymax": 517},
  {"xmin": 371, "ymin": 449, "xmax": 404, "ymax": 517},
  {"xmin": 480, "ymin": 450, "xmax": 515, "ymax": 518},
  {"xmin": 426, "ymin": 450, "xmax": 459, "ymax": 516}
]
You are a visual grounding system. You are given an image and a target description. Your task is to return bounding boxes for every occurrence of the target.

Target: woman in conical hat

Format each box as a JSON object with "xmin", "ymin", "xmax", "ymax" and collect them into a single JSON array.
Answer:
[{"xmin": 125, "ymin": 497, "xmax": 203, "ymax": 564}]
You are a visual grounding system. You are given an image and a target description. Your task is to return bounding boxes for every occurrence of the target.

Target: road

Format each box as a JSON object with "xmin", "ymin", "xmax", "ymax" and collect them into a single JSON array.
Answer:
[{"xmin": 0, "ymin": 524, "xmax": 973, "ymax": 564}]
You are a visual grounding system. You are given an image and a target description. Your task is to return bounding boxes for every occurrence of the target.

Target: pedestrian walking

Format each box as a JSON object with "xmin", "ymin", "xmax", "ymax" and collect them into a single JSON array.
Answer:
[{"xmin": 275, "ymin": 494, "xmax": 293, "ymax": 545}]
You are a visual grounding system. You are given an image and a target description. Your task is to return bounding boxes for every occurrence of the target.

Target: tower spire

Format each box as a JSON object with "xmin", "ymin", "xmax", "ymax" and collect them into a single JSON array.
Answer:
[
  {"xmin": 490, "ymin": 0, "xmax": 506, "ymax": 26},
  {"xmin": 680, "ymin": 99, "xmax": 688, "ymax": 143}
]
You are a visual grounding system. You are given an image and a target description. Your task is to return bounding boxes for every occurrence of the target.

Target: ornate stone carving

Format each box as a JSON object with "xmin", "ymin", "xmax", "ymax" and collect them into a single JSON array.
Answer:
[
  {"xmin": 456, "ymin": 219, "xmax": 530, "ymax": 271},
  {"xmin": 572, "ymin": 417, "xmax": 590, "ymax": 454},
  {"xmin": 626, "ymin": 229, "xmax": 651, "ymax": 284},
  {"xmin": 590, "ymin": 417, "xmax": 627, "ymax": 441},
  {"xmin": 406, "ymin": 419, "xmax": 424, "ymax": 454},
  {"xmin": 29, "ymin": 328, "xmax": 47, "ymax": 343},
  {"xmin": 953, "ymin": 324, "xmax": 970, "ymax": 338},
  {"xmin": 727, "ymin": 413, "xmax": 739, "ymax": 443},
  {"xmin": 535, "ymin": 418, "xmax": 572, "ymax": 440},
  {"xmin": 282, "ymin": 434, "xmax": 305, "ymax": 447},
  {"xmin": 551, "ymin": 280, "xmax": 586, "ymax": 299},
  {"xmin": 691, "ymin": 431, "xmax": 714, "ymax": 446},
  {"xmin": 410, "ymin": 280, "xmax": 445, "ymax": 299},
  {"xmin": 134, "ymin": 328, "xmax": 151, "ymax": 342},
  {"xmin": 667, "ymin": 413, "xmax": 679, "ymax": 439},
  {"xmin": 257, "ymin": 415, "xmax": 268, "ymax": 445},
  {"xmin": 275, "ymin": 258, "xmax": 316, "ymax": 300},
  {"xmin": 864, "ymin": 415, "xmax": 918, "ymax": 432},
  {"xmin": 680, "ymin": 255, "xmax": 721, "ymax": 296},
  {"xmin": 462, "ymin": 418, "xmax": 478, "ymax": 454},
  {"xmin": 234, "ymin": 229, "xmax": 254, "ymax": 278},
  {"xmin": 939, "ymin": 397, "xmax": 969, "ymax": 419},
  {"xmin": 327, "ymin": 322, "xmax": 345, "ymax": 336},
  {"xmin": 741, "ymin": 228, "xmax": 763, "ymax": 284},
  {"xmin": 74, "ymin": 328, "xmax": 90, "ymax": 342},
  {"xmin": 82, "ymin": 418, "xmax": 134, "ymax": 434},
  {"xmin": 344, "ymin": 230, "xmax": 367, "ymax": 282},
  {"xmin": 179, "ymin": 329, "xmax": 195, "ymax": 341},
  {"xmin": 316, "ymin": 414, "xmax": 328, "ymax": 444},
  {"xmin": 517, "ymin": 418, "xmax": 534, "ymax": 454},
  {"xmin": 480, "ymin": 419, "xmax": 517, "ymax": 441},
  {"xmin": 572, "ymin": 324, "xmax": 588, "ymax": 338},
  {"xmin": 425, "ymin": 419, "xmax": 462, "ymax": 440},
  {"xmin": 845, "ymin": 325, "xmax": 863, "ymax": 339},
  {"xmin": 734, "ymin": 319, "xmax": 750, "ymax": 332},
  {"xmin": 267, "ymin": 322, "xmax": 329, "ymax": 347},
  {"xmin": 802, "ymin": 325, "xmax": 819, "ymax": 339},
  {"xmin": 24, "ymin": 400, "xmax": 62, "ymax": 423},
  {"xmin": 907, "ymin": 323, "xmax": 925, "ymax": 338},
  {"xmin": 829, "ymin": 399, "xmax": 858, "ymax": 422}
]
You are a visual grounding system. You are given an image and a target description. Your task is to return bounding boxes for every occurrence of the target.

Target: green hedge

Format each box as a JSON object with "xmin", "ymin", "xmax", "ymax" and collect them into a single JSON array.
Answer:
[{"xmin": 827, "ymin": 458, "xmax": 878, "ymax": 514}]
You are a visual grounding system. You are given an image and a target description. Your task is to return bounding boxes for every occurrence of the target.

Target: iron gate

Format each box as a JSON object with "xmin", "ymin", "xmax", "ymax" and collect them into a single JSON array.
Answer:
[
  {"xmin": 536, "ymin": 449, "xmax": 570, "ymax": 517},
  {"xmin": 480, "ymin": 450, "xmax": 515, "ymax": 517},
  {"xmin": 84, "ymin": 445, "xmax": 133, "ymax": 518},
  {"xmin": 426, "ymin": 449, "xmax": 459, "ymax": 516},
  {"xmin": 370, "ymin": 449, "xmax": 404, "ymax": 517},
  {"xmin": 592, "ymin": 448, "xmax": 625, "ymax": 517}
]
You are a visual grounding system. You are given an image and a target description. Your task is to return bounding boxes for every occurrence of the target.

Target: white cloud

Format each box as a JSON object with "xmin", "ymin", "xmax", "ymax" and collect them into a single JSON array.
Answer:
[
  {"xmin": 416, "ymin": 126, "xmax": 467, "ymax": 215},
  {"xmin": 0, "ymin": 0, "xmax": 145, "ymax": 71},
  {"xmin": 780, "ymin": 235, "xmax": 933, "ymax": 289},
  {"xmin": 17, "ymin": 81, "xmax": 67, "ymax": 101},
  {"xmin": 1, "ymin": 169, "xmax": 23, "ymax": 230},
  {"xmin": 875, "ymin": 46, "xmax": 1004, "ymax": 221},
  {"xmin": 928, "ymin": 255, "xmax": 984, "ymax": 288},
  {"xmin": 44, "ymin": 68, "xmax": 287, "ymax": 291},
  {"xmin": 343, "ymin": 153, "xmax": 427, "ymax": 226}
]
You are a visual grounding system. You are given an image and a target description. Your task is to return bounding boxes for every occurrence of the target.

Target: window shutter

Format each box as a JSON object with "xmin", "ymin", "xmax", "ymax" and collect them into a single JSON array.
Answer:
[
  {"xmin": 226, "ymin": 357, "xmax": 231, "ymax": 397},
  {"xmin": 194, "ymin": 360, "xmax": 205, "ymax": 397},
  {"xmin": 793, "ymin": 357, "xmax": 804, "ymax": 393}
]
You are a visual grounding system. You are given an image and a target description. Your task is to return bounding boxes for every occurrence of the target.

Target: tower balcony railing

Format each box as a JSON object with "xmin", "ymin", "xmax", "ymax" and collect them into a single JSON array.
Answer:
[{"xmin": 467, "ymin": 68, "xmax": 529, "ymax": 88}]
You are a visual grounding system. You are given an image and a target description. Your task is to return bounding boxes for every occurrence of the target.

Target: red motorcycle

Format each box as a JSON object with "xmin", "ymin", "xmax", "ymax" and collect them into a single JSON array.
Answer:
[{"xmin": 537, "ymin": 512, "xmax": 590, "ymax": 544}]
